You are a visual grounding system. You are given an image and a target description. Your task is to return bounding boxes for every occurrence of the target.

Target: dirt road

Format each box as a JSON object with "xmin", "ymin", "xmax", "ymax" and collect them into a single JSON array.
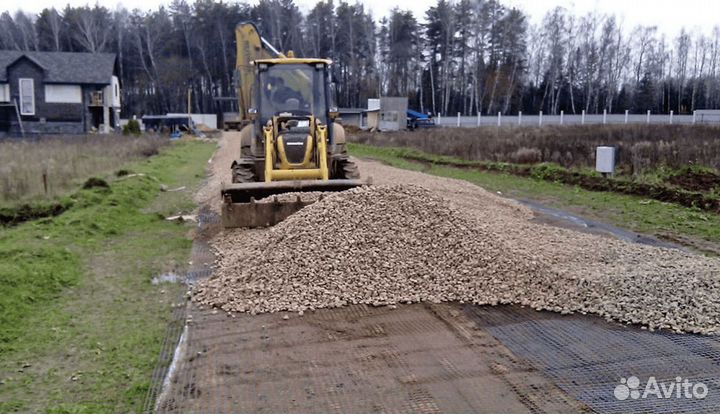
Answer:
[{"xmin": 156, "ymin": 132, "xmax": 720, "ymax": 413}]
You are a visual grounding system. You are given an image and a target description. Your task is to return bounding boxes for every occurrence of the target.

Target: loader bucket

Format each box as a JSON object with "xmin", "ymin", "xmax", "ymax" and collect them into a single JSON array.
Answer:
[{"xmin": 221, "ymin": 179, "xmax": 366, "ymax": 228}]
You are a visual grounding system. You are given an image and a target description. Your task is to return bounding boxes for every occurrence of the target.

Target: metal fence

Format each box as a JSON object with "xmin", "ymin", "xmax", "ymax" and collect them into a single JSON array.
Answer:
[{"xmin": 435, "ymin": 110, "xmax": 720, "ymax": 128}]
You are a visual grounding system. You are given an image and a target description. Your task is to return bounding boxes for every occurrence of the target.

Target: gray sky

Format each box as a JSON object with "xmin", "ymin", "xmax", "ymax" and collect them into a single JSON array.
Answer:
[{"xmin": 1, "ymin": 0, "xmax": 716, "ymax": 37}]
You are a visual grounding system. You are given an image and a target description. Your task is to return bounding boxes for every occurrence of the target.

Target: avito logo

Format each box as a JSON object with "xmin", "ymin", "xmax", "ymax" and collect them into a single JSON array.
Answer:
[{"xmin": 614, "ymin": 376, "xmax": 708, "ymax": 401}]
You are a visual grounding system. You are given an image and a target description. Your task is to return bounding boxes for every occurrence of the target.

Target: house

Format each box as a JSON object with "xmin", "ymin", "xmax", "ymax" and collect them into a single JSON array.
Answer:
[{"xmin": 0, "ymin": 51, "xmax": 120, "ymax": 137}]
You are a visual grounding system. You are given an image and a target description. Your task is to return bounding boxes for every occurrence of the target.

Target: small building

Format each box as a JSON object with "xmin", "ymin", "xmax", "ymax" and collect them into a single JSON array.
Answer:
[
  {"xmin": 0, "ymin": 51, "xmax": 121, "ymax": 137},
  {"xmin": 337, "ymin": 98, "xmax": 408, "ymax": 131},
  {"xmin": 337, "ymin": 108, "xmax": 366, "ymax": 129},
  {"xmin": 379, "ymin": 97, "xmax": 408, "ymax": 131}
]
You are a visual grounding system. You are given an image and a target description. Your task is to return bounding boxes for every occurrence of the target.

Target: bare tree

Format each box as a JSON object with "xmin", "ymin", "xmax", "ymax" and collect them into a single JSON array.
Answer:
[
  {"xmin": 14, "ymin": 11, "xmax": 39, "ymax": 51},
  {"xmin": 72, "ymin": 6, "xmax": 111, "ymax": 53}
]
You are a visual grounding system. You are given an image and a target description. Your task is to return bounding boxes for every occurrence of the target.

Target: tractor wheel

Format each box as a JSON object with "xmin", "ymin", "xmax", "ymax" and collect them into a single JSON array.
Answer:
[
  {"xmin": 334, "ymin": 158, "xmax": 360, "ymax": 179},
  {"xmin": 232, "ymin": 162, "xmax": 257, "ymax": 183}
]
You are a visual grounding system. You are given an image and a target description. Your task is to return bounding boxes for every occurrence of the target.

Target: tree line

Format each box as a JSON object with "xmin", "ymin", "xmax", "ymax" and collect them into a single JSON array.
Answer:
[{"xmin": 1, "ymin": 0, "xmax": 719, "ymax": 118}]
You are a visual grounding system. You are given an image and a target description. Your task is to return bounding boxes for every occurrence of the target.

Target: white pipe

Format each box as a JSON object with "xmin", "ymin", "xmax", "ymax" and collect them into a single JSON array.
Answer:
[
  {"xmin": 261, "ymin": 37, "xmax": 284, "ymax": 58},
  {"xmin": 647, "ymin": 110, "xmax": 651, "ymax": 124},
  {"xmin": 624, "ymin": 109, "xmax": 629, "ymax": 124},
  {"xmin": 670, "ymin": 110, "xmax": 674, "ymax": 124},
  {"xmin": 581, "ymin": 109, "xmax": 585, "ymax": 125},
  {"xmin": 497, "ymin": 112, "xmax": 501, "ymax": 127},
  {"xmin": 518, "ymin": 111, "xmax": 522, "ymax": 125},
  {"xmin": 539, "ymin": 111, "xmax": 543, "ymax": 127},
  {"xmin": 560, "ymin": 110, "xmax": 564, "ymax": 125},
  {"xmin": 603, "ymin": 109, "xmax": 607, "ymax": 125},
  {"xmin": 457, "ymin": 112, "xmax": 460, "ymax": 127}
]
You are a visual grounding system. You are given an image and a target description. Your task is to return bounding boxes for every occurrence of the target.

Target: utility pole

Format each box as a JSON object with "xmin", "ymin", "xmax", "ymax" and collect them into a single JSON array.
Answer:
[
  {"xmin": 429, "ymin": 61, "xmax": 436, "ymax": 117},
  {"xmin": 187, "ymin": 87, "xmax": 193, "ymax": 130},
  {"xmin": 187, "ymin": 88, "xmax": 192, "ymax": 118}
]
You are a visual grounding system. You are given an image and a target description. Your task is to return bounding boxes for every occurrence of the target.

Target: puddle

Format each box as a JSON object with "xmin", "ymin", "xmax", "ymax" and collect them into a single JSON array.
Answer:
[
  {"xmin": 152, "ymin": 272, "xmax": 183, "ymax": 285},
  {"xmin": 519, "ymin": 199, "xmax": 686, "ymax": 251}
]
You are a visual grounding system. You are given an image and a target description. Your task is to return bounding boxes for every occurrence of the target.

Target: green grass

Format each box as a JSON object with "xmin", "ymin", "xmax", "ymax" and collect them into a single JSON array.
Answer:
[
  {"xmin": 350, "ymin": 143, "xmax": 720, "ymax": 253},
  {"xmin": 0, "ymin": 140, "xmax": 215, "ymax": 413}
]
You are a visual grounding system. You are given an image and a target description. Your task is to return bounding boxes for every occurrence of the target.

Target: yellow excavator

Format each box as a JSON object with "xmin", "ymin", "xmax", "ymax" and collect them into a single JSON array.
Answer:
[{"xmin": 221, "ymin": 22, "xmax": 366, "ymax": 228}]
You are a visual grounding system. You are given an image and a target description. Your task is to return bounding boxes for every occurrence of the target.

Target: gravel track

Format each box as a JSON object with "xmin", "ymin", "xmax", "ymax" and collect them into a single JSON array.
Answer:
[{"xmin": 195, "ymin": 156, "xmax": 720, "ymax": 335}]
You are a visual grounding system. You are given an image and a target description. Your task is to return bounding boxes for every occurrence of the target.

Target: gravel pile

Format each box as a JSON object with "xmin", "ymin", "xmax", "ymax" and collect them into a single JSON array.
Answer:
[
  {"xmin": 195, "ymin": 183, "xmax": 720, "ymax": 334},
  {"xmin": 195, "ymin": 185, "xmax": 550, "ymax": 310}
]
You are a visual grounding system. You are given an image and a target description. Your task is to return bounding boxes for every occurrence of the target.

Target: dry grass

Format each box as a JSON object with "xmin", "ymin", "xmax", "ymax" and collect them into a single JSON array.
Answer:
[
  {"xmin": 350, "ymin": 125, "xmax": 720, "ymax": 174},
  {"xmin": 0, "ymin": 135, "xmax": 166, "ymax": 205}
]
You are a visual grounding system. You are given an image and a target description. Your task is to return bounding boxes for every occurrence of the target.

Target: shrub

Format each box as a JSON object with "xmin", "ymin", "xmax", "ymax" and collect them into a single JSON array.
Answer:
[
  {"xmin": 530, "ymin": 163, "xmax": 567, "ymax": 181},
  {"xmin": 512, "ymin": 147, "xmax": 542, "ymax": 164},
  {"xmin": 123, "ymin": 119, "xmax": 141, "ymax": 136}
]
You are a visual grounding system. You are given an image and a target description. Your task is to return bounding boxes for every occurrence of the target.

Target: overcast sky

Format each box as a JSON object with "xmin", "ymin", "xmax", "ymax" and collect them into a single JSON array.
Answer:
[{"xmin": 1, "ymin": 0, "xmax": 715, "ymax": 37}]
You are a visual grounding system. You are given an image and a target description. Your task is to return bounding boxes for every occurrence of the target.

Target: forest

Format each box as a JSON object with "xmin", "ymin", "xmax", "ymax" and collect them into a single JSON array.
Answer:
[{"xmin": 1, "ymin": 0, "xmax": 720, "ymax": 118}]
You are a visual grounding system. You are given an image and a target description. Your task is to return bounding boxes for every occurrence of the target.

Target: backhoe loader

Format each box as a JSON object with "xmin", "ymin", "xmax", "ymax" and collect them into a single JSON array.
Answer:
[{"xmin": 221, "ymin": 22, "xmax": 366, "ymax": 228}]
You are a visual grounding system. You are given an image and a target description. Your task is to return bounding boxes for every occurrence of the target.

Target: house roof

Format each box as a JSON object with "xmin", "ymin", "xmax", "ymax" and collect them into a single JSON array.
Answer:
[
  {"xmin": 338, "ymin": 108, "xmax": 366, "ymax": 114},
  {"xmin": 0, "ymin": 51, "xmax": 117, "ymax": 84}
]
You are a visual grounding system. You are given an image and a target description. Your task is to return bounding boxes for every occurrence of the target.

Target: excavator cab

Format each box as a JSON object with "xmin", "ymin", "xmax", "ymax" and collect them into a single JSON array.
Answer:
[
  {"xmin": 220, "ymin": 23, "xmax": 366, "ymax": 228},
  {"xmin": 257, "ymin": 62, "xmax": 328, "ymax": 124}
]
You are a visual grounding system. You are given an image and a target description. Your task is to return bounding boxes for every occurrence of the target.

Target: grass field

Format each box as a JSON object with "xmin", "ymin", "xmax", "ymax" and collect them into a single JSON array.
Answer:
[
  {"xmin": 0, "ymin": 139, "xmax": 215, "ymax": 413},
  {"xmin": 350, "ymin": 143, "xmax": 720, "ymax": 255},
  {"xmin": 351, "ymin": 125, "xmax": 720, "ymax": 173},
  {"xmin": 0, "ymin": 135, "xmax": 166, "ymax": 206}
]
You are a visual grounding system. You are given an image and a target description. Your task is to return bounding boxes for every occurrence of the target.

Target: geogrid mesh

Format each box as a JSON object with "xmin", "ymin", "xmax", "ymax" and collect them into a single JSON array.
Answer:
[
  {"xmin": 467, "ymin": 305, "xmax": 720, "ymax": 414},
  {"xmin": 143, "ymin": 210, "xmax": 217, "ymax": 413}
]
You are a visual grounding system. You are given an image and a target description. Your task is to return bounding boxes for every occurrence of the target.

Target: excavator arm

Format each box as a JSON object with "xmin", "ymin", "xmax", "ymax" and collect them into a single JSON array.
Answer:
[{"xmin": 234, "ymin": 22, "xmax": 284, "ymax": 123}]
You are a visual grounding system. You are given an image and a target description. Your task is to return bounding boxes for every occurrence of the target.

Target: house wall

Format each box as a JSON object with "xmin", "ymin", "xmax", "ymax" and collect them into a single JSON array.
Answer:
[
  {"xmin": 13, "ymin": 121, "xmax": 86, "ymax": 135},
  {"xmin": 366, "ymin": 111, "xmax": 380, "ymax": 130},
  {"xmin": 4, "ymin": 59, "xmax": 87, "ymax": 135},
  {"xmin": 379, "ymin": 97, "xmax": 408, "ymax": 131},
  {"xmin": 8, "ymin": 59, "xmax": 44, "ymax": 120},
  {"xmin": 110, "ymin": 76, "xmax": 120, "ymax": 107}
]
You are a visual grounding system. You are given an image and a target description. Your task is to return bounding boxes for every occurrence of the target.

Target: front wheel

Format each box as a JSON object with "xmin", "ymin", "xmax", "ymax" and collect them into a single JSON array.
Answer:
[
  {"xmin": 333, "ymin": 158, "xmax": 360, "ymax": 179},
  {"xmin": 231, "ymin": 162, "xmax": 257, "ymax": 183}
]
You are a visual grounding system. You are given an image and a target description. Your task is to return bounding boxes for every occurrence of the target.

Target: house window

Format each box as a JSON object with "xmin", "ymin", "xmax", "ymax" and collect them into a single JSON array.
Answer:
[
  {"xmin": 45, "ymin": 84, "xmax": 82, "ymax": 103},
  {"xmin": 0, "ymin": 84, "xmax": 9, "ymax": 102},
  {"xmin": 19, "ymin": 78, "xmax": 34, "ymax": 115}
]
